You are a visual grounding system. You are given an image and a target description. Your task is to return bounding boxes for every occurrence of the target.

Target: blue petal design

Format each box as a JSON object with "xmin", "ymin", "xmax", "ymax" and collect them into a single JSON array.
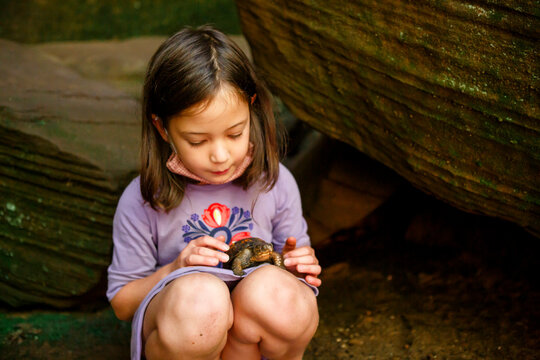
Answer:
[
  {"xmin": 187, "ymin": 220, "xmax": 200, "ymax": 231},
  {"xmin": 198, "ymin": 220, "xmax": 210, "ymax": 232},
  {"xmin": 232, "ymin": 226, "xmax": 248, "ymax": 232}
]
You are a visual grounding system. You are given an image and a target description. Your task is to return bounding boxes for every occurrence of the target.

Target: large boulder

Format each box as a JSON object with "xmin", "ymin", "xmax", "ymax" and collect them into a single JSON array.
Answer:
[
  {"xmin": 32, "ymin": 35, "xmax": 251, "ymax": 99},
  {"xmin": 0, "ymin": 40, "xmax": 140, "ymax": 307},
  {"xmin": 235, "ymin": 1, "xmax": 540, "ymax": 236}
]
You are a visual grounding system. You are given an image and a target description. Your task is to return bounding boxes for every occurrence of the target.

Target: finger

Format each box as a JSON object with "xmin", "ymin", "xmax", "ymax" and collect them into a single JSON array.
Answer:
[
  {"xmin": 195, "ymin": 247, "xmax": 230, "ymax": 263},
  {"xmin": 283, "ymin": 247, "xmax": 315, "ymax": 259},
  {"xmin": 281, "ymin": 237, "xmax": 297, "ymax": 254},
  {"xmin": 305, "ymin": 275, "xmax": 322, "ymax": 287},
  {"xmin": 185, "ymin": 254, "xmax": 221, "ymax": 267},
  {"xmin": 283, "ymin": 255, "xmax": 318, "ymax": 268},
  {"xmin": 295, "ymin": 264, "xmax": 322, "ymax": 277},
  {"xmin": 193, "ymin": 235, "xmax": 230, "ymax": 252}
]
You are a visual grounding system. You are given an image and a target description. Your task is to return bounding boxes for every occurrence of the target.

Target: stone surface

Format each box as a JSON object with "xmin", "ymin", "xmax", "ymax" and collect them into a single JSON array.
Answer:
[
  {"xmin": 33, "ymin": 37, "xmax": 166, "ymax": 99},
  {"xmin": 33, "ymin": 35, "xmax": 252, "ymax": 99},
  {"xmin": 302, "ymin": 142, "xmax": 404, "ymax": 246},
  {"xmin": 235, "ymin": 0, "xmax": 540, "ymax": 237},
  {"xmin": 0, "ymin": 39, "xmax": 140, "ymax": 307}
]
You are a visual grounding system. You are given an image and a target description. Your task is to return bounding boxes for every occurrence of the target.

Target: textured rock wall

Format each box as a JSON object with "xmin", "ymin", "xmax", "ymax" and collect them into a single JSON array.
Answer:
[
  {"xmin": 0, "ymin": 40, "xmax": 140, "ymax": 307},
  {"xmin": 235, "ymin": 0, "xmax": 540, "ymax": 236}
]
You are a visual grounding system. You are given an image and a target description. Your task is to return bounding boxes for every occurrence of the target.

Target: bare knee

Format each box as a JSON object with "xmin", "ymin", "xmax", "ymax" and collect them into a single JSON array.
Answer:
[
  {"xmin": 145, "ymin": 273, "xmax": 233, "ymax": 357},
  {"xmin": 234, "ymin": 266, "xmax": 319, "ymax": 341}
]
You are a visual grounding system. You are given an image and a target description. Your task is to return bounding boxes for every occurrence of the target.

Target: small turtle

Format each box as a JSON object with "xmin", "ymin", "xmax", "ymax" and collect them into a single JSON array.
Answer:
[{"xmin": 224, "ymin": 237, "xmax": 285, "ymax": 276}]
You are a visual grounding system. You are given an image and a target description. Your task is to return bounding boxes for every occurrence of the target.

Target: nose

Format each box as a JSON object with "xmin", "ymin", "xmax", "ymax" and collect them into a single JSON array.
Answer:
[{"xmin": 209, "ymin": 141, "xmax": 229, "ymax": 164}]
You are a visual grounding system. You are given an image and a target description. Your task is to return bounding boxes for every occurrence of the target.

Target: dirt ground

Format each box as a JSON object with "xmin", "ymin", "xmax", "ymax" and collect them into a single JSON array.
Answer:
[{"xmin": 1, "ymin": 189, "xmax": 538, "ymax": 360}]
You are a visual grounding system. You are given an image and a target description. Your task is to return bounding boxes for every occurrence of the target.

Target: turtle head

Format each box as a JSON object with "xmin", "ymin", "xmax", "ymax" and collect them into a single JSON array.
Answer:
[{"xmin": 251, "ymin": 242, "xmax": 274, "ymax": 261}]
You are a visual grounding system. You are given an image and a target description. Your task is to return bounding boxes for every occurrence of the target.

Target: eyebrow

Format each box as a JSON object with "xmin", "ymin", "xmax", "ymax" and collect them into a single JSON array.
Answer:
[{"xmin": 181, "ymin": 119, "xmax": 248, "ymax": 136}]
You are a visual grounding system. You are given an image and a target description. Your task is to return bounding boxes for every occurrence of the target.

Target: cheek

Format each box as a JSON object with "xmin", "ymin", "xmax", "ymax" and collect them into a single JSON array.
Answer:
[
  {"xmin": 238, "ymin": 136, "xmax": 251, "ymax": 157},
  {"xmin": 176, "ymin": 146, "xmax": 200, "ymax": 165}
]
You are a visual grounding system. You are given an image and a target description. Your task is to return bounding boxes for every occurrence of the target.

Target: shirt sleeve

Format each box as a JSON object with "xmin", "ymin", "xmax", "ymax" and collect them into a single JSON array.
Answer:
[
  {"xmin": 106, "ymin": 177, "xmax": 158, "ymax": 301},
  {"xmin": 271, "ymin": 164, "xmax": 310, "ymax": 253}
]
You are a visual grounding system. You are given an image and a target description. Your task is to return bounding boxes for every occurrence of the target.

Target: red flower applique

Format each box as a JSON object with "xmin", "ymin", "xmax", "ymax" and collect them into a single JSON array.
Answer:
[{"xmin": 202, "ymin": 203, "xmax": 231, "ymax": 228}]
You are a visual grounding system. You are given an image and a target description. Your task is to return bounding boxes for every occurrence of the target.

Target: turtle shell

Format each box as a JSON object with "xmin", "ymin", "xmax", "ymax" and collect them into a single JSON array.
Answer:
[{"xmin": 226, "ymin": 237, "xmax": 270, "ymax": 258}]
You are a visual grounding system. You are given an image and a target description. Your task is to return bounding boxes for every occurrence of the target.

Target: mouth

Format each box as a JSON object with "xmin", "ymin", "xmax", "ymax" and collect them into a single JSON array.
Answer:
[
  {"xmin": 211, "ymin": 167, "xmax": 230, "ymax": 176},
  {"xmin": 252, "ymin": 251, "xmax": 271, "ymax": 261}
]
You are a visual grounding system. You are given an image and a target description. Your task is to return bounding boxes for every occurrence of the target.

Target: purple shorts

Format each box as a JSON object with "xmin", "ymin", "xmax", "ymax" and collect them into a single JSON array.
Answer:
[{"xmin": 130, "ymin": 264, "xmax": 318, "ymax": 359}]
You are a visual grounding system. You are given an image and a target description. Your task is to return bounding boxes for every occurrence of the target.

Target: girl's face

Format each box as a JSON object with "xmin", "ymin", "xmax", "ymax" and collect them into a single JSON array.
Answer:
[{"xmin": 165, "ymin": 86, "xmax": 251, "ymax": 183}]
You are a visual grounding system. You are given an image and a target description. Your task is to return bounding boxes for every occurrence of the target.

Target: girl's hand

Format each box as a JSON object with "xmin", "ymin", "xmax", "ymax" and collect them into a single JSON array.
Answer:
[
  {"xmin": 174, "ymin": 235, "xmax": 230, "ymax": 269},
  {"xmin": 281, "ymin": 237, "xmax": 322, "ymax": 287}
]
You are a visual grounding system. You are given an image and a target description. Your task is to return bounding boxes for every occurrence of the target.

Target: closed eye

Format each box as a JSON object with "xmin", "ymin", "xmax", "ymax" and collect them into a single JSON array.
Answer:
[
  {"xmin": 188, "ymin": 140, "xmax": 205, "ymax": 147},
  {"xmin": 229, "ymin": 132, "xmax": 243, "ymax": 139}
]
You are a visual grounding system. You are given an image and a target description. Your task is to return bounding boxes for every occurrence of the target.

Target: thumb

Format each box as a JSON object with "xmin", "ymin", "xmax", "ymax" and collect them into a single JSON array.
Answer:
[
  {"xmin": 282, "ymin": 237, "xmax": 297, "ymax": 255},
  {"xmin": 216, "ymin": 235, "xmax": 227, "ymax": 242}
]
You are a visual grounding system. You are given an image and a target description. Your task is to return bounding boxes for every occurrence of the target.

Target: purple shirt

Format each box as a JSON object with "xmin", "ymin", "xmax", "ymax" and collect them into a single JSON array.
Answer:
[{"xmin": 107, "ymin": 163, "xmax": 309, "ymax": 301}]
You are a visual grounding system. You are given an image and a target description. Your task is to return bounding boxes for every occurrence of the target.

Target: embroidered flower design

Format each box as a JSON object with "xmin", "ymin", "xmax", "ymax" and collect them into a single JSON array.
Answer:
[
  {"xmin": 182, "ymin": 203, "xmax": 253, "ymax": 245},
  {"xmin": 202, "ymin": 203, "xmax": 231, "ymax": 228}
]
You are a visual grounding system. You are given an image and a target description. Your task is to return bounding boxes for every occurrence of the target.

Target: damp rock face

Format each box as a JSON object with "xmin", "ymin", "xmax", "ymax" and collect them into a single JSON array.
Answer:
[
  {"xmin": 235, "ymin": 1, "xmax": 540, "ymax": 236},
  {"xmin": 0, "ymin": 40, "xmax": 140, "ymax": 307}
]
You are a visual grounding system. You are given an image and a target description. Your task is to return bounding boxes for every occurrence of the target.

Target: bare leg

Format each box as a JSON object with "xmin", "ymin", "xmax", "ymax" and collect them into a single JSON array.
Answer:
[
  {"xmin": 222, "ymin": 265, "xmax": 319, "ymax": 360},
  {"xmin": 143, "ymin": 273, "xmax": 233, "ymax": 360}
]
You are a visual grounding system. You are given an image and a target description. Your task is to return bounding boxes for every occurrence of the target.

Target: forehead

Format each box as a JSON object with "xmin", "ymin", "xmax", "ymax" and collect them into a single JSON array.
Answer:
[{"xmin": 169, "ymin": 86, "xmax": 249, "ymax": 131}]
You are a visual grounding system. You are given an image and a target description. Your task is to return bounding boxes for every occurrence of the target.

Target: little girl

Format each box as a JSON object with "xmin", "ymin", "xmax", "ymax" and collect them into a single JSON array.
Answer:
[{"xmin": 107, "ymin": 25, "xmax": 321, "ymax": 360}]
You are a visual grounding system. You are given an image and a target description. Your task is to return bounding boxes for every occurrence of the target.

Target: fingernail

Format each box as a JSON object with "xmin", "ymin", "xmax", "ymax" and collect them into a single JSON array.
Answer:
[
  {"xmin": 284, "ymin": 258, "xmax": 291, "ymax": 266},
  {"xmin": 222, "ymin": 255, "xmax": 229, "ymax": 262}
]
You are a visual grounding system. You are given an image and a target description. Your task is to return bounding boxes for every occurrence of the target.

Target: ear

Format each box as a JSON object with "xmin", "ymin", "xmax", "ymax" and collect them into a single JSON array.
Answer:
[{"xmin": 151, "ymin": 114, "xmax": 169, "ymax": 142}]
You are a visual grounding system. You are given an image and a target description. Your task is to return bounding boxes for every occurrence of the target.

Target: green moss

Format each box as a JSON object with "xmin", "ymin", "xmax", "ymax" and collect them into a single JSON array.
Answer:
[
  {"xmin": 489, "ymin": 10, "xmax": 504, "ymax": 22},
  {"xmin": 0, "ymin": 0, "xmax": 241, "ymax": 43},
  {"xmin": 479, "ymin": 178, "xmax": 496, "ymax": 189},
  {"xmin": 524, "ymin": 193, "xmax": 540, "ymax": 207},
  {"xmin": 448, "ymin": 147, "xmax": 460, "ymax": 159},
  {"xmin": 0, "ymin": 308, "xmax": 130, "ymax": 348}
]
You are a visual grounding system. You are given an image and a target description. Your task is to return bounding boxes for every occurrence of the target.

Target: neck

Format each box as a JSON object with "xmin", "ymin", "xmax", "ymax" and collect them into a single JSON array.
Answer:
[{"xmin": 166, "ymin": 144, "xmax": 254, "ymax": 185}]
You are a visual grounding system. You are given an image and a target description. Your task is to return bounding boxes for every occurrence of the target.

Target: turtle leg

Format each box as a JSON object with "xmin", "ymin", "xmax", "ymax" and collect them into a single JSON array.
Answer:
[
  {"xmin": 232, "ymin": 248, "xmax": 252, "ymax": 276},
  {"xmin": 271, "ymin": 251, "xmax": 286, "ymax": 270}
]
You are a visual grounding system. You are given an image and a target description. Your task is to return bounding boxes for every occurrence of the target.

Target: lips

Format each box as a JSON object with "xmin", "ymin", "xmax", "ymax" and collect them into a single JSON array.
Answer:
[{"xmin": 211, "ymin": 168, "xmax": 230, "ymax": 176}]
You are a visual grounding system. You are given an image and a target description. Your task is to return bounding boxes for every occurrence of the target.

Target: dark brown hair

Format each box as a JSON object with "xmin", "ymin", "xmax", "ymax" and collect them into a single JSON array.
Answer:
[{"xmin": 140, "ymin": 25, "xmax": 285, "ymax": 211}]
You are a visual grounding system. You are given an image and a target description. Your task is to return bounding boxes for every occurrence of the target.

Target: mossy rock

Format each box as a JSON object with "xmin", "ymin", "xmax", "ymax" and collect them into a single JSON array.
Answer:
[
  {"xmin": 0, "ymin": 40, "xmax": 140, "ymax": 307},
  {"xmin": 235, "ymin": 0, "xmax": 540, "ymax": 236}
]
